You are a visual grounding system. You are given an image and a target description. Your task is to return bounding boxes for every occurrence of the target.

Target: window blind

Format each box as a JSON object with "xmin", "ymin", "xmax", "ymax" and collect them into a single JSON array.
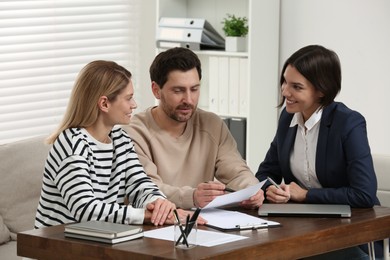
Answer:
[{"xmin": 0, "ymin": 0, "xmax": 140, "ymax": 144}]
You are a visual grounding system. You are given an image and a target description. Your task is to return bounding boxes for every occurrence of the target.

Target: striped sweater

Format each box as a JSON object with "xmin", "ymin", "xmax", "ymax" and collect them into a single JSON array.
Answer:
[{"xmin": 35, "ymin": 127, "xmax": 165, "ymax": 228}]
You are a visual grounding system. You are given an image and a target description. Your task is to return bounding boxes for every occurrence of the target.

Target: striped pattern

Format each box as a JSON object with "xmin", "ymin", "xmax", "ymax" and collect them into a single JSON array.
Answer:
[{"xmin": 35, "ymin": 127, "xmax": 164, "ymax": 228}]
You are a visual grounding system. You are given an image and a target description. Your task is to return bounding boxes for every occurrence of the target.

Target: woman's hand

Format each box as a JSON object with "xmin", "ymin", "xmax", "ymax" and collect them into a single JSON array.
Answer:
[
  {"xmin": 145, "ymin": 198, "xmax": 175, "ymax": 226},
  {"xmin": 266, "ymin": 182, "xmax": 307, "ymax": 203},
  {"xmin": 266, "ymin": 183, "xmax": 291, "ymax": 203},
  {"xmin": 165, "ymin": 209, "xmax": 208, "ymax": 225},
  {"xmin": 288, "ymin": 182, "xmax": 307, "ymax": 202}
]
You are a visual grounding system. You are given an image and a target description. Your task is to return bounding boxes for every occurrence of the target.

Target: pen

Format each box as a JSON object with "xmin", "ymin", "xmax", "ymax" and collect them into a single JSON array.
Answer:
[
  {"xmin": 267, "ymin": 177, "xmax": 281, "ymax": 190},
  {"xmin": 184, "ymin": 214, "xmax": 190, "ymax": 235},
  {"xmin": 173, "ymin": 210, "xmax": 189, "ymax": 247},
  {"xmin": 224, "ymin": 187, "xmax": 236, "ymax": 193},
  {"xmin": 235, "ymin": 223, "xmax": 268, "ymax": 230},
  {"xmin": 180, "ymin": 208, "xmax": 201, "ymax": 241}
]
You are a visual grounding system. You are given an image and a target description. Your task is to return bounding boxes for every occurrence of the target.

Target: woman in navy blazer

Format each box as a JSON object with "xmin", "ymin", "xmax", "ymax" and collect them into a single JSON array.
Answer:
[
  {"xmin": 257, "ymin": 102, "xmax": 379, "ymax": 207},
  {"xmin": 256, "ymin": 45, "xmax": 382, "ymax": 259}
]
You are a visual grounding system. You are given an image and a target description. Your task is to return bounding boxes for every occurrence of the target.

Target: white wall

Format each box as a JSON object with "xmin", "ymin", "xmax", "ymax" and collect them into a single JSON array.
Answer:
[
  {"xmin": 280, "ymin": 0, "xmax": 390, "ymax": 155},
  {"xmin": 135, "ymin": 1, "xmax": 158, "ymax": 113}
]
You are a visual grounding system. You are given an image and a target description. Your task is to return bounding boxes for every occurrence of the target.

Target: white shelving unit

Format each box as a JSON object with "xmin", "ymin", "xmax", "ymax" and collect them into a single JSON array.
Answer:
[{"xmin": 156, "ymin": 0, "xmax": 280, "ymax": 171}]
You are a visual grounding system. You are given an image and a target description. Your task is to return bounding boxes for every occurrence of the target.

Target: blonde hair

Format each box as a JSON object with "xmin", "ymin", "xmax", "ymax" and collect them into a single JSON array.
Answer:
[{"xmin": 47, "ymin": 60, "xmax": 132, "ymax": 144}]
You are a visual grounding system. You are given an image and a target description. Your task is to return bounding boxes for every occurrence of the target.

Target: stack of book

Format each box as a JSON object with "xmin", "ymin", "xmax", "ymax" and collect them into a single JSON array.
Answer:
[{"xmin": 64, "ymin": 221, "xmax": 143, "ymax": 244}]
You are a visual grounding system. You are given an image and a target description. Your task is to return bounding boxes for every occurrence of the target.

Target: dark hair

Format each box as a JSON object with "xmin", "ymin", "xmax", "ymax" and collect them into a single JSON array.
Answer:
[
  {"xmin": 278, "ymin": 45, "xmax": 341, "ymax": 108},
  {"xmin": 149, "ymin": 47, "xmax": 202, "ymax": 88}
]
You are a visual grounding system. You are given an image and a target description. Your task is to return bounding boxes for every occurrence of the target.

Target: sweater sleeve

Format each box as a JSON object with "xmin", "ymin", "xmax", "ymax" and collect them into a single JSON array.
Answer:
[{"xmin": 213, "ymin": 119, "xmax": 259, "ymax": 189}]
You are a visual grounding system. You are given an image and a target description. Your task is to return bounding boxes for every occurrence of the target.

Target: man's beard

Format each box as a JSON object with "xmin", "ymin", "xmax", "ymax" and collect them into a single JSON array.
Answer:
[{"xmin": 163, "ymin": 103, "xmax": 196, "ymax": 122}]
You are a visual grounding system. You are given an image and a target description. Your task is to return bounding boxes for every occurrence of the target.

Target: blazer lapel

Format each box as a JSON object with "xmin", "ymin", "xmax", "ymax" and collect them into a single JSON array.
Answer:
[{"xmin": 316, "ymin": 103, "xmax": 336, "ymax": 182}]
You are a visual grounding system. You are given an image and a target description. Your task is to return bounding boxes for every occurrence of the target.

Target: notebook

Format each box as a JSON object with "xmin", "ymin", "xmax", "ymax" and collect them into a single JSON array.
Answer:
[{"xmin": 258, "ymin": 203, "xmax": 351, "ymax": 218}]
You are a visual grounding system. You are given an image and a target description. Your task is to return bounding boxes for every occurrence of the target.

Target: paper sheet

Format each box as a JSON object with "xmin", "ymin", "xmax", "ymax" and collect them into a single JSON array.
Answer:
[
  {"xmin": 202, "ymin": 180, "xmax": 266, "ymax": 209},
  {"xmin": 143, "ymin": 226, "xmax": 248, "ymax": 247},
  {"xmin": 200, "ymin": 208, "xmax": 280, "ymax": 230}
]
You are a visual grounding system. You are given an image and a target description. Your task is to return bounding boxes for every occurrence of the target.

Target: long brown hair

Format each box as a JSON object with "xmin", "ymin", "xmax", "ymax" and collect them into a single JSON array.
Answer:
[{"xmin": 47, "ymin": 60, "xmax": 132, "ymax": 144}]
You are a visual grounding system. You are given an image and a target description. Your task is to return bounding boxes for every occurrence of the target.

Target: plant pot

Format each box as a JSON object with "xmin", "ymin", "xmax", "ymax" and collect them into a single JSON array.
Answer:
[{"xmin": 225, "ymin": 36, "xmax": 247, "ymax": 52}]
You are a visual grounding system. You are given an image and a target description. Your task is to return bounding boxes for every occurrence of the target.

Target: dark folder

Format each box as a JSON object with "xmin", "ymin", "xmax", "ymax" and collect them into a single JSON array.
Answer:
[{"xmin": 228, "ymin": 117, "xmax": 246, "ymax": 159}]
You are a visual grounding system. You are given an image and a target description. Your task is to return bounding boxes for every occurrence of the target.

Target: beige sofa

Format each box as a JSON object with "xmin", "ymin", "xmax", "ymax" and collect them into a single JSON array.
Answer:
[
  {"xmin": 0, "ymin": 134, "xmax": 389, "ymax": 259},
  {"xmin": 374, "ymin": 154, "xmax": 390, "ymax": 207},
  {"xmin": 0, "ymin": 136, "xmax": 50, "ymax": 260}
]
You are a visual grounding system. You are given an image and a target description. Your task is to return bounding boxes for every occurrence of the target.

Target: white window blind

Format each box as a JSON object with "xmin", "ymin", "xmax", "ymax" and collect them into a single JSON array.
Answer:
[{"xmin": 0, "ymin": 0, "xmax": 141, "ymax": 144}]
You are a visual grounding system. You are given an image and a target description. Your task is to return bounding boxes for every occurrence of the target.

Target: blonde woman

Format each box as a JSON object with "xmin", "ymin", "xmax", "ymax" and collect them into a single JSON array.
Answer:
[{"xmin": 35, "ymin": 60, "xmax": 177, "ymax": 228}]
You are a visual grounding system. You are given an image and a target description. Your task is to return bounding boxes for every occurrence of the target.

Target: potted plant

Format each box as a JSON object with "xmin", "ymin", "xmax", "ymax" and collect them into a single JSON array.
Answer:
[{"xmin": 222, "ymin": 14, "xmax": 249, "ymax": 52}]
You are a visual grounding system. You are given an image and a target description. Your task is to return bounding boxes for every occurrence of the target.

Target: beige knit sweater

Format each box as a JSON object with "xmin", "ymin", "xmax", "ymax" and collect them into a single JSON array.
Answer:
[{"xmin": 123, "ymin": 107, "xmax": 259, "ymax": 209}]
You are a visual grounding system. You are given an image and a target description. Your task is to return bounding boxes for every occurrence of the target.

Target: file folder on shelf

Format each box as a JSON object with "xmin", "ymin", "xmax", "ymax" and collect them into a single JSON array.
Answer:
[
  {"xmin": 229, "ymin": 117, "xmax": 246, "ymax": 159},
  {"xmin": 157, "ymin": 17, "xmax": 225, "ymax": 50}
]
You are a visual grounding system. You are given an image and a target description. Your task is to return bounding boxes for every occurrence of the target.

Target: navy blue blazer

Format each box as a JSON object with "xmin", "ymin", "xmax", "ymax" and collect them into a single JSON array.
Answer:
[{"xmin": 256, "ymin": 102, "xmax": 379, "ymax": 207}]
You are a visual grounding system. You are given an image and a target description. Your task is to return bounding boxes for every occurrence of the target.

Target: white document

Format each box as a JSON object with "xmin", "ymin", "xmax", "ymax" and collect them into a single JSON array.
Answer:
[
  {"xmin": 200, "ymin": 208, "xmax": 280, "ymax": 231},
  {"xmin": 143, "ymin": 226, "xmax": 247, "ymax": 247},
  {"xmin": 202, "ymin": 180, "xmax": 266, "ymax": 209}
]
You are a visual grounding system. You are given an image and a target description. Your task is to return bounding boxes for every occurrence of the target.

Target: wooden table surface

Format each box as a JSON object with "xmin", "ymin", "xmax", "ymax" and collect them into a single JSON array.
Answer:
[{"xmin": 17, "ymin": 206, "xmax": 390, "ymax": 260}]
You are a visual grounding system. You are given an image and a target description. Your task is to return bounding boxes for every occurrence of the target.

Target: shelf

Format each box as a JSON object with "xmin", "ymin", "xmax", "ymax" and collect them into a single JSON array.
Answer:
[
  {"xmin": 157, "ymin": 48, "xmax": 248, "ymax": 58},
  {"xmin": 156, "ymin": 0, "xmax": 281, "ymax": 171}
]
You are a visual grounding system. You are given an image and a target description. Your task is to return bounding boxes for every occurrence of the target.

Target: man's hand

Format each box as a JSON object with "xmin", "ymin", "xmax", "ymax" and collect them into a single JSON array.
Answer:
[
  {"xmin": 239, "ymin": 189, "xmax": 264, "ymax": 209},
  {"xmin": 193, "ymin": 181, "xmax": 225, "ymax": 208}
]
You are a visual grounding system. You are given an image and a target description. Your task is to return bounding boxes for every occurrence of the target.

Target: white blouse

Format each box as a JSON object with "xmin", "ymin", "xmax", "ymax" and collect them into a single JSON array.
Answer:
[{"xmin": 289, "ymin": 109, "xmax": 323, "ymax": 189}]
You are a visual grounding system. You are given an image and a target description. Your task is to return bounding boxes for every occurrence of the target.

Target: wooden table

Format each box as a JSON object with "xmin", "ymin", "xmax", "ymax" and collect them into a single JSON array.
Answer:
[{"xmin": 17, "ymin": 207, "xmax": 390, "ymax": 260}]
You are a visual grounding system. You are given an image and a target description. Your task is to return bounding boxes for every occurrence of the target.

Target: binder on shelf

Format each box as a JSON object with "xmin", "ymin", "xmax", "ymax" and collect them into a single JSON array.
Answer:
[
  {"xmin": 220, "ymin": 116, "xmax": 230, "ymax": 128},
  {"xmin": 239, "ymin": 58, "xmax": 249, "ymax": 116},
  {"xmin": 229, "ymin": 117, "xmax": 246, "ymax": 159},
  {"xmin": 218, "ymin": 57, "xmax": 229, "ymax": 115},
  {"xmin": 159, "ymin": 17, "xmax": 207, "ymax": 29},
  {"xmin": 228, "ymin": 57, "xmax": 240, "ymax": 115},
  {"xmin": 209, "ymin": 56, "xmax": 219, "ymax": 112},
  {"xmin": 157, "ymin": 17, "xmax": 225, "ymax": 50}
]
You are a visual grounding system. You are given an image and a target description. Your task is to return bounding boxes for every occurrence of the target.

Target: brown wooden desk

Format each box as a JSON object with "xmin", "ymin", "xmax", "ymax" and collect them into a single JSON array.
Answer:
[{"xmin": 18, "ymin": 207, "xmax": 390, "ymax": 260}]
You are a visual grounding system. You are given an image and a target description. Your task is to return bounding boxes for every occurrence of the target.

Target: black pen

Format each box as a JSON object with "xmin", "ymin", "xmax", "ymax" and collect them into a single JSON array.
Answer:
[
  {"xmin": 176, "ymin": 207, "xmax": 201, "ymax": 245},
  {"xmin": 184, "ymin": 214, "xmax": 190, "ymax": 234},
  {"xmin": 224, "ymin": 187, "xmax": 236, "ymax": 193},
  {"xmin": 173, "ymin": 210, "xmax": 189, "ymax": 247},
  {"xmin": 267, "ymin": 177, "xmax": 281, "ymax": 189}
]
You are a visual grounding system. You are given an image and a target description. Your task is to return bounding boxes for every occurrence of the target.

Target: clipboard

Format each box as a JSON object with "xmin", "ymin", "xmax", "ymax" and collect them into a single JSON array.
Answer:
[{"xmin": 201, "ymin": 208, "xmax": 281, "ymax": 232}]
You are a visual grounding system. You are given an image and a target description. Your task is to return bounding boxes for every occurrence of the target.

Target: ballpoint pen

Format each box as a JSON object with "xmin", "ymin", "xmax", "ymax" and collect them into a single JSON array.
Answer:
[
  {"xmin": 224, "ymin": 187, "xmax": 236, "ymax": 193},
  {"xmin": 175, "ymin": 207, "xmax": 201, "ymax": 246},
  {"xmin": 235, "ymin": 222, "xmax": 268, "ymax": 230},
  {"xmin": 267, "ymin": 177, "xmax": 281, "ymax": 190}
]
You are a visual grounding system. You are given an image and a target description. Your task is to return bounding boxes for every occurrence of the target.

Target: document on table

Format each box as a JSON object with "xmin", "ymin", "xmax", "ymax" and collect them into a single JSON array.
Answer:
[
  {"xmin": 202, "ymin": 180, "xmax": 266, "ymax": 209},
  {"xmin": 143, "ymin": 226, "xmax": 248, "ymax": 247},
  {"xmin": 200, "ymin": 208, "xmax": 281, "ymax": 231}
]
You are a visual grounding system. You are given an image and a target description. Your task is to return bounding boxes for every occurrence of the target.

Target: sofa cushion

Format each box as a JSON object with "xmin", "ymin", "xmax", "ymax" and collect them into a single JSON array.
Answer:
[
  {"xmin": 0, "ymin": 215, "xmax": 11, "ymax": 244},
  {"xmin": 0, "ymin": 136, "xmax": 50, "ymax": 237},
  {"xmin": 373, "ymin": 154, "xmax": 390, "ymax": 207}
]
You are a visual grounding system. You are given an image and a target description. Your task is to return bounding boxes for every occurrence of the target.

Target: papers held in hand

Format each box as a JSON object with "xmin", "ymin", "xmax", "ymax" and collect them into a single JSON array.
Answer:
[{"xmin": 64, "ymin": 221, "xmax": 143, "ymax": 244}]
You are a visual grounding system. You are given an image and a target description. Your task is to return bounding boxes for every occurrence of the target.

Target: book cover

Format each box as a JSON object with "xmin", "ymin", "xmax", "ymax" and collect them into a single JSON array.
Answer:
[
  {"xmin": 65, "ymin": 231, "xmax": 144, "ymax": 244},
  {"xmin": 64, "ymin": 221, "xmax": 143, "ymax": 239}
]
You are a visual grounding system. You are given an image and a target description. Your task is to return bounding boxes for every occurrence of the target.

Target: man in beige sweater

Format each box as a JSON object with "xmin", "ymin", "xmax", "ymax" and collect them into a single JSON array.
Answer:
[{"xmin": 123, "ymin": 47, "xmax": 264, "ymax": 209}]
